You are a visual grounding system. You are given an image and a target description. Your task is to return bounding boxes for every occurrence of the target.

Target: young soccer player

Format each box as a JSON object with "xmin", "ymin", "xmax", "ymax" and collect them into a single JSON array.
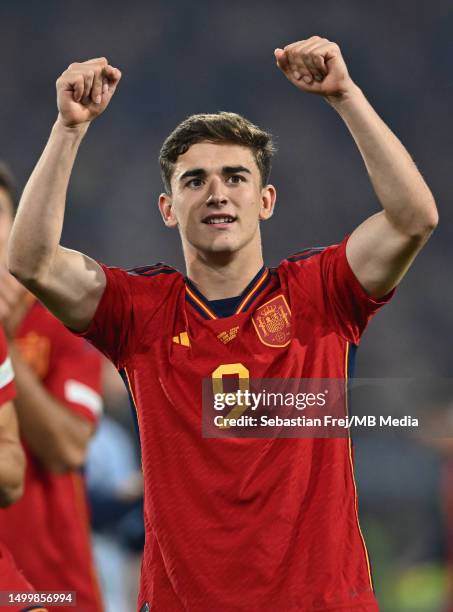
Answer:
[
  {"xmin": 0, "ymin": 166, "xmax": 103, "ymax": 612},
  {"xmin": 8, "ymin": 37, "xmax": 437, "ymax": 610}
]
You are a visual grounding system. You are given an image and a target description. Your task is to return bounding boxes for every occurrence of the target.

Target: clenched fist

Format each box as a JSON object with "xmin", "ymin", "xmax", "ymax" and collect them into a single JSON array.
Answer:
[
  {"xmin": 56, "ymin": 57, "xmax": 122, "ymax": 127},
  {"xmin": 274, "ymin": 37, "xmax": 354, "ymax": 98}
]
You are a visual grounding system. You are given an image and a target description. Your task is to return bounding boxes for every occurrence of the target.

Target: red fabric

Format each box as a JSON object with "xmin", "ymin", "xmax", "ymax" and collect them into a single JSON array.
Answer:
[
  {"xmin": 0, "ymin": 542, "xmax": 41, "ymax": 612},
  {"xmin": 0, "ymin": 327, "xmax": 15, "ymax": 404},
  {"xmin": 79, "ymin": 237, "xmax": 391, "ymax": 611},
  {"xmin": 0, "ymin": 331, "xmax": 35, "ymax": 612},
  {"xmin": 0, "ymin": 303, "xmax": 103, "ymax": 612}
]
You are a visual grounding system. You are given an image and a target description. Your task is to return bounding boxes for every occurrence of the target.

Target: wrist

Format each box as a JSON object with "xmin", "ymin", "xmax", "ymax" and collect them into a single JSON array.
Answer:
[
  {"xmin": 53, "ymin": 116, "xmax": 90, "ymax": 138},
  {"xmin": 326, "ymin": 82, "xmax": 363, "ymax": 111}
]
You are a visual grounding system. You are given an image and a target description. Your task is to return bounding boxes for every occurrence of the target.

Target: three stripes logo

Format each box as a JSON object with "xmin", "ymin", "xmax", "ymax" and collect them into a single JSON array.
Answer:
[{"xmin": 172, "ymin": 331, "xmax": 190, "ymax": 347}]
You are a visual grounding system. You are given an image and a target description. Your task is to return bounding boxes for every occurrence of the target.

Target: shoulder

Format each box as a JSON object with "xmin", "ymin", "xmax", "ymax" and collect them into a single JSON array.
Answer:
[
  {"xmin": 284, "ymin": 246, "xmax": 330, "ymax": 266},
  {"xmin": 99, "ymin": 262, "xmax": 183, "ymax": 303},
  {"xmin": 98, "ymin": 262, "xmax": 185, "ymax": 322},
  {"xmin": 102, "ymin": 262, "xmax": 181, "ymax": 288},
  {"xmin": 125, "ymin": 262, "xmax": 179, "ymax": 279},
  {"xmin": 277, "ymin": 245, "xmax": 333, "ymax": 277},
  {"xmin": 276, "ymin": 242, "xmax": 350, "ymax": 299}
]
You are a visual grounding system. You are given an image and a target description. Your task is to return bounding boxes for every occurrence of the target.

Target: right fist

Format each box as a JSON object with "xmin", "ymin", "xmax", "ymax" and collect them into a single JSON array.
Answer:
[{"xmin": 56, "ymin": 57, "xmax": 121, "ymax": 127}]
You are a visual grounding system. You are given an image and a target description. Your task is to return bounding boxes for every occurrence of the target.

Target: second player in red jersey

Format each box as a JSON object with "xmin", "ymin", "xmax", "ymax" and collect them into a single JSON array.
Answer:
[
  {"xmin": 0, "ymin": 168, "xmax": 103, "ymax": 612},
  {"xmin": 0, "ymin": 326, "xmax": 47, "ymax": 612},
  {"xmin": 0, "ymin": 300, "xmax": 104, "ymax": 612},
  {"xmin": 9, "ymin": 36, "xmax": 437, "ymax": 611}
]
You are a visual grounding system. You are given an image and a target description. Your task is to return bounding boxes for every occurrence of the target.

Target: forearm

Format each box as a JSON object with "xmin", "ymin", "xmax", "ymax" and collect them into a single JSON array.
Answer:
[
  {"xmin": 9, "ymin": 344, "xmax": 92, "ymax": 473},
  {"xmin": 328, "ymin": 85, "xmax": 438, "ymax": 236},
  {"xmin": 8, "ymin": 120, "xmax": 89, "ymax": 281},
  {"xmin": 0, "ymin": 441, "xmax": 25, "ymax": 507}
]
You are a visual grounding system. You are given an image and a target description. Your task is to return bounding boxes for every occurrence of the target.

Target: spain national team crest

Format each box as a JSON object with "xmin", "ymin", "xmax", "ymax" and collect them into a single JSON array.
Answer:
[{"xmin": 252, "ymin": 295, "xmax": 292, "ymax": 347}]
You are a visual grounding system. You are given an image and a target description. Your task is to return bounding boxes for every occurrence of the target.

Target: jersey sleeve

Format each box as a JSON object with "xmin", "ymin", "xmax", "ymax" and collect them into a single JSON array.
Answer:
[
  {"xmin": 0, "ymin": 326, "xmax": 15, "ymax": 405},
  {"xmin": 285, "ymin": 236, "xmax": 395, "ymax": 344},
  {"xmin": 44, "ymin": 320, "xmax": 103, "ymax": 424},
  {"xmin": 76, "ymin": 263, "xmax": 179, "ymax": 368}
]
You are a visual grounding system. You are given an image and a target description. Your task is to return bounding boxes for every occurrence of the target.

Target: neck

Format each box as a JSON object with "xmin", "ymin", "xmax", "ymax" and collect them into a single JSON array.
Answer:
[{"xmin": 184, "ymin": 237, "xmax": 264, "ymax": 300}]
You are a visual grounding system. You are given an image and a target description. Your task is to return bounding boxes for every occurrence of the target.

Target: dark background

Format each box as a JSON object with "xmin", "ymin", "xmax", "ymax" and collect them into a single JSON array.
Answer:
[{"xmin": 1, "ymin": 2, "xmax": 451, "ymax": 609}]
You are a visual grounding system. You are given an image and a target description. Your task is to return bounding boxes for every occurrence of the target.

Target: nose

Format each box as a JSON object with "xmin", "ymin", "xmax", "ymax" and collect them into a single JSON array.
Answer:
[{"xmin": 206, "ymin": 177, "xmax": 228, "ymax": 207}]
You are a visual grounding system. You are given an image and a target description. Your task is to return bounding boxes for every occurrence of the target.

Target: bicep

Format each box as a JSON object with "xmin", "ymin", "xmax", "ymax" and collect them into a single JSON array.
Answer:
[
  {"xmin": 346, "ymin": 211, "xmax": 430, "ymax": 298},
  {"xmin": 24, "ymin": 245, "xmax": 106, "ymax": 331}
]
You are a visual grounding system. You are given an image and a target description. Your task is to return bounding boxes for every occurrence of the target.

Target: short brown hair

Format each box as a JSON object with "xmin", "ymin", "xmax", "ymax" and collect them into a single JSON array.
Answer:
[
  {"xmin": 0, "ymin": 162, "xmax": 17, "ymax": 210},
  {"xmin": 159, "ymin": 112, "xmax": 276, "ymax": 194}
]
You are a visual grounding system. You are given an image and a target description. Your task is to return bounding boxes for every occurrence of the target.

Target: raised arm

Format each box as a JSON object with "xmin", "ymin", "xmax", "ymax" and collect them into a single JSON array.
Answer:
[
  {"xmin": 275, "ymin": 37, "xmax": 438, "ymax": 297},
  {"xmin": 8, "ymin": 58, "xmax": 122, "ymax": 330}
]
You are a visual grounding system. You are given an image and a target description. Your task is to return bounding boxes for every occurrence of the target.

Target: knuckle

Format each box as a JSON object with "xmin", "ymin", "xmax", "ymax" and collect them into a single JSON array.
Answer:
[{"xmin": 86, "ymin": 57, "xmax": 107, "ymax": 65}]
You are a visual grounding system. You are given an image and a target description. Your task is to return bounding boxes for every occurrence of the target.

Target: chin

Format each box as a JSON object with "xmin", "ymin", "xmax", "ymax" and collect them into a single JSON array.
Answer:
[
  {"xmin": 190, "ymin": 238, "xmax": 241, "ymax": 258},
  {"xmin": 205, "ymin": 242, "xmax": 238, "ymax": 255}
]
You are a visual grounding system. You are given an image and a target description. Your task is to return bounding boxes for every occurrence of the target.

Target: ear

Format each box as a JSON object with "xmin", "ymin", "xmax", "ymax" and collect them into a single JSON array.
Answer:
[
  {"xmin": 259, "ymin": 184, "xmax": 277, "ymax": 221},
  {"xmin": 158, "ymin": 193, "xmax": 178, "ymax": 228}
]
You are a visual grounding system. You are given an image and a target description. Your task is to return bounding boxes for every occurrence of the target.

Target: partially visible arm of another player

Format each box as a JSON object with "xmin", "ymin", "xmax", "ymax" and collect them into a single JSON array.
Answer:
[
  {"xmin": 8, "ymin": 343, "xmax": 94, "ymax": 474},
  {"xmin": 0, "ymin": 273, "xmax": 96, "ymax": 473},
  {"xmin": 8, "ymin": 58, "xmax": 122, "ymax": 331},
  {"xmin": 0, "ymin": 401, "xmax": 25, "ymax": 507},
  {"xmin": 0, "ymin": 327, "xmax": 24, "ymax": 506},
  {"xmin": 275, "ymin": 38, "xmax": 438, "ymax": 297}
]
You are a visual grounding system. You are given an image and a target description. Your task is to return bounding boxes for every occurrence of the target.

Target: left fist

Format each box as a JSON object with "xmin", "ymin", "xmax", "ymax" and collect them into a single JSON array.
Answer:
[{"xmin": 275, "ymin": 36, "xmax": 354, "ymax": 98}]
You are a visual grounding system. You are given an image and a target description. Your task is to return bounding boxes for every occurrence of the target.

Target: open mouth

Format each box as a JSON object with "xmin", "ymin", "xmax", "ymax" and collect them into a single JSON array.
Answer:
[{"xmin": 202, "ymin": 214, "xmax": 237, "ymax": 225}]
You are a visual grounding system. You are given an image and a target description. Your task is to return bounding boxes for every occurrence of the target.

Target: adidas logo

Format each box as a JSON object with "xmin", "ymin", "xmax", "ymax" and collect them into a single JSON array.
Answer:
[{"xmin": 172, "ymin": 331, "xmax": 190, "ymax": 347}]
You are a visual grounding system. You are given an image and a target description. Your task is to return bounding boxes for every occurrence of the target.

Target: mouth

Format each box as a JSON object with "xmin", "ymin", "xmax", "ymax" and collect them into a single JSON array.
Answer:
[{"xmin": 202, "ymin": 214, "xmax": 237, "ymax": 226}]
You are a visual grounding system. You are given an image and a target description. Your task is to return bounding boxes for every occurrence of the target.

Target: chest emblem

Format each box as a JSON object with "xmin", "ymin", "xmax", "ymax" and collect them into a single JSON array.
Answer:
[
  {"xmin": 252, "ymin": 295, "xmax": 291, "ymax": 347},
  {"xmin": 16, "ymin": 332, "xmax": 51, "ymax": 379},
  {"xmin": 217, "ymin": 326, "xmax": 239, "ymax": 344}
]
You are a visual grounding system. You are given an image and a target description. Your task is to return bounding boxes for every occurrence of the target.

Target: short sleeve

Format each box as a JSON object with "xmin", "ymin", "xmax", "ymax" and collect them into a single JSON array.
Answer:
[
  {"xmin": 77, "ymin": 264, "xmax": 136, "ymax": 368},
  {"xmin": 76, "ymin": 262, "xmax": 180, "ymax": 368},
  {"xmin": 285, "ymin": 236, "xmax": 394, "ymax": 344},
  {"xmin": 44, "ymin": 323, "xmax": 103, "ymax": 424},
  {"xmin": 0, "ymin": 326, "xmax": 15, "ymax": 404}
]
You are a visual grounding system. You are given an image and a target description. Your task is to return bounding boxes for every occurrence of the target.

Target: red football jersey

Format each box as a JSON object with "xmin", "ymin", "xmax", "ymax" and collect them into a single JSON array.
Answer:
[
  {"xmin": 0, "ymin": 302, "xmax": 103, "ymax": 612},
  {"xmin": 0, "ymin": 543, "xmax": 48, "ymax": 612},
  {"xmin": 1, "ymin": 329, "xmax": 46, "ymax": 612},
  {"xmin": 79, "ymin": 237, "xmax": 392, "ymax": 611}
]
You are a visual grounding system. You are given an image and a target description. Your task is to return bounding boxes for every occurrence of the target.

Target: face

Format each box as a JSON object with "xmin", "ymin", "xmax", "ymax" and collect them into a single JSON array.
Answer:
[
  {"xmin": 0, "ymin": 187, "xmax": 14, "ymax": 264},
  {"xmin": 159, "ymin": 142, "xmax": 276, "ymax": 258}
]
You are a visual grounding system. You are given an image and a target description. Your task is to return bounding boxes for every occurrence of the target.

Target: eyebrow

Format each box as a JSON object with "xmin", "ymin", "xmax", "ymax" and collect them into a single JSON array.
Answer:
[{"xmin": 179, "ymin": 165, "xmax": 252, "ymax": 182}]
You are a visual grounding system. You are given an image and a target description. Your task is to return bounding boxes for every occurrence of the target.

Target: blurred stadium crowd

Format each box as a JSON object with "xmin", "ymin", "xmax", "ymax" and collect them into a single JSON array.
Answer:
[{"xmin": 0, "ymin": 1, "xmax": 452, "ymax": 610}]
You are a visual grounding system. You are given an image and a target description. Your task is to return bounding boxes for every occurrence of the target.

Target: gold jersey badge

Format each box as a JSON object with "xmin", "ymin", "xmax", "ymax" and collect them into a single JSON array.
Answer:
[{"xmin": 252, "ymin": 295, "xmax": 292, "ymax": 347}]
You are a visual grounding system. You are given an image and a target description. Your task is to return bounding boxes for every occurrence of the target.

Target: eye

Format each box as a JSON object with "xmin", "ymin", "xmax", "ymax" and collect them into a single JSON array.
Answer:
[
  {"xmin": 186, "ymin": 178, "xmax": 204, "ymax": 189},
  {"xmin": 226, "ymin": 175, "xmax": 245, "ymax": 184}
]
